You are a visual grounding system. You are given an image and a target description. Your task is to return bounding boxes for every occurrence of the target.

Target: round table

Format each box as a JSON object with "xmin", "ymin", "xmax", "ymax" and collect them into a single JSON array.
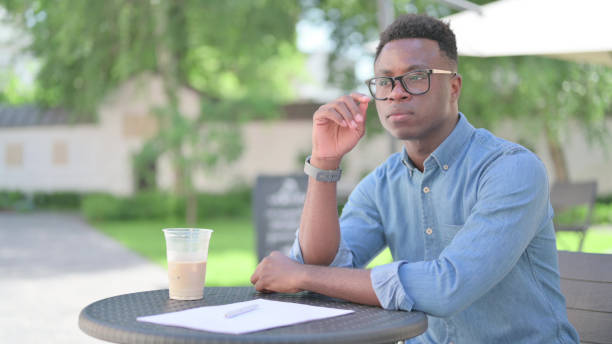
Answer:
[{"xmin": 79, "ymin": 286, "xmax": 427, "ymax": 344}]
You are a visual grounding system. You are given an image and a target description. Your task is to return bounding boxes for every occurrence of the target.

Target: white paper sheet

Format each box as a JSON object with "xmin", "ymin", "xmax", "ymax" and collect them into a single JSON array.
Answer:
[{"xmin": 137, "ymin": 298, "xmax": 354, "ymax": 334}]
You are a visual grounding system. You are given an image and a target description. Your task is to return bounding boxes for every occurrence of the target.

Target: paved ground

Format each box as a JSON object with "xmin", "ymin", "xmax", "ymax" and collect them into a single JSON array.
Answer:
[{"xmin": 0, "ymin": 212, "xmax": 167, "ymax": 343}]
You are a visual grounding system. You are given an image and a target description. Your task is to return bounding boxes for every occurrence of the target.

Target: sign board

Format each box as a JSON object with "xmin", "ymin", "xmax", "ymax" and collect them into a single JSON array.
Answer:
[{"xmin": 253, "ymin": 175, "xmax": 308, "ymax": 261}]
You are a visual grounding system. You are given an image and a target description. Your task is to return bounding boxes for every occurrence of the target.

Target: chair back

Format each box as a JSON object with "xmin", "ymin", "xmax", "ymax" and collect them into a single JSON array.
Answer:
[
  {"xmin": 550, "ymin": 181, "xmax": 597, "ymax": 251},
  {"xmin": 558, "ymin": 250, "xmax": 612, "ymax": 344},
  {"xmin": 551, "ymin": 181, "xmax": 597, "ymax": 213}
]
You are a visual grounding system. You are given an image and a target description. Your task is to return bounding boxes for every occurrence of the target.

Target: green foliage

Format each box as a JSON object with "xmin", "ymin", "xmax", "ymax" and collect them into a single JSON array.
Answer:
[
  {"xmin": 81, "ymin": 193, "xmax": 125, "ymax": 221},
  {"xmin": 81, "ymin": 192, "xmax": 179, "ymax": 222},
  {"xmin": 594, "ymin": 202, "xmax": 612, "ymax": 224},
  {"xmin": 0, "ymin": 190, "xmax": 26, "ymax": 210},
  {"xmin": 32, "ymin": 191, "xmax": 81, "ymax": 209},
  {"xmin": 554, "ymin": 202, "xmax": 612, "ymax": 226},
  {"xmin": 81, "ymin": 189, "xmax": 252, "ymax": 222},
  {"xmin": 0, "ymin": 190, "xmax": 81, "ymax": 210},
  {"xmin": 1, "ymin": 0, "xmax": 303, "ymax": 117},
  {"xmin": 124, "ymin": 191, "xmax": 181, "ymax": 220},
  {"xmin": 0, "ymin": 72, "xmax": 37, "ymax": 104},
  {"xmin": 554, "ymin": 205, "xmax": 589, "ymax": 226},
  {"xmin": 1, "ymin": 0, "xmax": 158, "ymax": 114},
  {"xmin": 460, "ymin": 56, "xmax": 612, "ymax": 149},
  {"xmin": 0, "ymin": 0, "xmax": 306, "ymax": 223},
  {"xmin": 194, "ymin": 188, "xmax": 252, "ymax": 219},
  {"xmin": 596, "ymin": 193, "xmax": 612, "ymax": 204}
]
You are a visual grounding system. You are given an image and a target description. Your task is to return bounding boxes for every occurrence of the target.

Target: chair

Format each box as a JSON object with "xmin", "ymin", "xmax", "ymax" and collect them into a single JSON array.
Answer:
[
  {"xmin": 550, "ymin": 181, "xmax": 597, "ymax": 251},
  {"xmin": 558, "ymin": 250, "xmax": 612, "ymax": 344}
]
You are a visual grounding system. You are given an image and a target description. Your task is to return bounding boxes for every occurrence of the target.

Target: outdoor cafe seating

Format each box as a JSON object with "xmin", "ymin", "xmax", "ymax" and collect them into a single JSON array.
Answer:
[{"xmin": 558, "ymin": 250, "xmax": 612, "ymax": 344}]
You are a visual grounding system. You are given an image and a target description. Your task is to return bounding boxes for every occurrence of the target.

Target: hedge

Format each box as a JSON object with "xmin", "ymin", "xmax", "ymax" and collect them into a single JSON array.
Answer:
[{"xmin": 80, "ymin": 188, "xmax": 251, "ymax": 222}]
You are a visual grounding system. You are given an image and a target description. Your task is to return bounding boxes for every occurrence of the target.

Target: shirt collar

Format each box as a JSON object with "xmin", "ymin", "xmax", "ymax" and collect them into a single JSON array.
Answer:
[
  {"xmin": 401, "ymin": 112, "xmax": 475, "ymax": 174},
  {"xmin": 429, "ymin": 112, "xmax": 474, "ymax": 172},
  {"xmin": 401, "ymin": 149, "xmax": 417, "ymax": 176}
]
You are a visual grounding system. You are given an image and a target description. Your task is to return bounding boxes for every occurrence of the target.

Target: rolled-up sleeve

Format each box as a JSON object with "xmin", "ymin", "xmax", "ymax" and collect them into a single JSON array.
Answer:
[
  {"xmin": 288, "ymin": 229, "xmax": 355, "ymax": 267},
  {"xmin": 371, "ymin": 262, "xmax": 415, "ymax": 311}
]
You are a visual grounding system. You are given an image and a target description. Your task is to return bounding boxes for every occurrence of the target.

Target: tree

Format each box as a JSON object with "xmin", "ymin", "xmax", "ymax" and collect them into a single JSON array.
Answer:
[
  {"xmin": 1, "ymin": 0, "xmax": 304, "ymax": 223},
  {"xmin": 302, "ymin": 0, "xmax": 612, "ymax": 182},
  {"xmin": 460, "ymin": 56, "xmax": 612, "ymax": 181}
]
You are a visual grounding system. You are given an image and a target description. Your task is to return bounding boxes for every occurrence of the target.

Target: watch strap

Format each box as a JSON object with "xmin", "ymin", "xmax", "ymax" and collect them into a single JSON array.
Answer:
[{"xmin": 304, "ymin": 155, "xmax": 342, "ymax": 182}]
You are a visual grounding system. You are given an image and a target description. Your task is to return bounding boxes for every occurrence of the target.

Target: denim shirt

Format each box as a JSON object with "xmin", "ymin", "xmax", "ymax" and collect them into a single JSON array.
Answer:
[{"xmin": 290, "ymin": 113, "xmax": 579, "ymax": 343}]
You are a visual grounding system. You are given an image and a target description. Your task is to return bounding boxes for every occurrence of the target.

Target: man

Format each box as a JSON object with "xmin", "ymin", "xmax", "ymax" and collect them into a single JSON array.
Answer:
[{"xmin": 251, "ymin": 14, "xmax": 579, "ymax": 343}]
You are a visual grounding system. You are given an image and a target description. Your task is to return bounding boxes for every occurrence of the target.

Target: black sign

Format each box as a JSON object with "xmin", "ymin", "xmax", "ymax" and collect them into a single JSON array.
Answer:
[{"xmin": 253, "ymin": 174, "xmax": 308, "ymax": 261}]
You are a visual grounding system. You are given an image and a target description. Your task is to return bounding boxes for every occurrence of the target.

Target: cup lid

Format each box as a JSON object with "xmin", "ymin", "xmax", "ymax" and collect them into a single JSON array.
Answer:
[{"xmin": 162, "ymin": 228, "xmax": 213, "ymax": 238}]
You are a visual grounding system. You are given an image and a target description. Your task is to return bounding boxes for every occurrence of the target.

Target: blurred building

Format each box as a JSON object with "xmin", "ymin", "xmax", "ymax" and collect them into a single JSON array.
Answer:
[
  {"xmin": 0, "ymin": 74, "xmax": 177, "ymax": 195},
  {"xmin": 1, "ymin": 7, "xmax": 611, "ymax": 197},
  {"xmin": 0, "ymin": 73, "xmax": 389, "ymax": 196}
]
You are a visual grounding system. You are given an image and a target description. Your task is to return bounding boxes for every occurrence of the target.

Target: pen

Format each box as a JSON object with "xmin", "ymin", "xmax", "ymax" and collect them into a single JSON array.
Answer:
[{"xmin": 224, "ymin": 304, "xmax": 259, "ymax": 318}]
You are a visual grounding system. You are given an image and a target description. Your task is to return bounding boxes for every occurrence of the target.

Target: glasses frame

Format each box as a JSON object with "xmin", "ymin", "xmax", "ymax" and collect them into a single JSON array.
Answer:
[{"xmin": 365, "ymin": 69, "xmax": 456, "ymax": 100}]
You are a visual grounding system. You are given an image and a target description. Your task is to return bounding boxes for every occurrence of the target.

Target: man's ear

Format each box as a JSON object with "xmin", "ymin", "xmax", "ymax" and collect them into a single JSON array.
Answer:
[{"xmin": 450, "ymin": 73, "xmax": 462, "ymax": 103}]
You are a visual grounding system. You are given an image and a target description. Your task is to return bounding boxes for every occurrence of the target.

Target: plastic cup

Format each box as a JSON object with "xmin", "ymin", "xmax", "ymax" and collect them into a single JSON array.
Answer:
[{"xmin": 162, "ymin": 228, "xmax": 213, "ymax": 300}]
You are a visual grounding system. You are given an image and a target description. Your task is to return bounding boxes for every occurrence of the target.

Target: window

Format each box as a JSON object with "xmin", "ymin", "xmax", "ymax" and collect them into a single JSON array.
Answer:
[
  {"xmin": 52, "ymin": 141, "xmax": 68, "ymax": 165},
  {"xmin": 5, "ymin": 143, "xmax": 23, "ymax": 167}
]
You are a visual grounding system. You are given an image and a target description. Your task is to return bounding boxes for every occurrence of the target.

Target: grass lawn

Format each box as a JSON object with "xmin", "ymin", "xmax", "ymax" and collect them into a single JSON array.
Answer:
[
  {"xmin": 93, "ymin": 217, "xmax": 612, "ymax": 286},
  {"xmin": 95, "ymin": 217, "xmax": 258, "ymax": 286},
  {"xmin": 556, "ymin": 225, "xmax": 612, "ymax": 253}
]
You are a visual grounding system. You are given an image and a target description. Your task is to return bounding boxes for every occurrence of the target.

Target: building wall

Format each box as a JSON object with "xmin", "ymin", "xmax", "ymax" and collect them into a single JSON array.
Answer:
[
  {"xmin": 157, "ymin": 119, "xmax": 391, "ymax": 196},
  {"xmin": 0, "ymin": 125, "xmax": 118, "ymax": 193},
  {"xmin": 2, "ymin": 89, "xmax": 610, "ymax": 197},
  {"xmin": 184, "ymin": 117, "xmax": 612, "ymax": 197},
  {"xmin": 0, "ymin": 74, "xmax": 202, "ymax": 195}
]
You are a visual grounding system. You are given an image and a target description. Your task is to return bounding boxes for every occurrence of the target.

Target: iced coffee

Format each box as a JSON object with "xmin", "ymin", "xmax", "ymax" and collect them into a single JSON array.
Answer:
[{"xmin": 163, "ymin": 228, "xmax": 213, "ymax": 300}]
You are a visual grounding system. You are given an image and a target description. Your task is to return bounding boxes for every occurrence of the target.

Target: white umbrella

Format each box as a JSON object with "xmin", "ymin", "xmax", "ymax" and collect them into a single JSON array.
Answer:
[{"xmin": 442, "ymin": 0, "xmax": 612, "ymax": 66}]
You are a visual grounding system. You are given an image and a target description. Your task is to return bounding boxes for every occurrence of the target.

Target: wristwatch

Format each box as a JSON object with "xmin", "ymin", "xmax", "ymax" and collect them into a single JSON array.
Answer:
[{"xmin": 304, "ymin": 155, "xmax": 342, "ymax": 182}]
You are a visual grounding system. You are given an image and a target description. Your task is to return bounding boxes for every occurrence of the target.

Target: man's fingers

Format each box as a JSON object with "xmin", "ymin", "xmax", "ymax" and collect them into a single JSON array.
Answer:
[
  {"xmin": 250, "ymin": 264, "xmax": 261, "ymax": 285},
  {"xmin": 254, "ymin": 276, "xmax": 274, "ymax": 293},
  {"xmin": 332, "ymin": 101, "xmax": 358, "ymax": 129},
  {"xmin": 254, "ymin": 280, "xmax": 266, "ymax": 292},
  {"xmin": 314, "ymin": 104, "xmax": 348, "ymax": 127},
  {"xmin": 315, "ymin": 94, "xmax": 370, "ymax": 129},
  {"xmin": 350, "ymin": 92, "xmax": 372, "ymax": 104},
  {"xmin": 358, "ymin": 101, "xmax": 369, "ymax": 122},
  {"xmin": 340, "ymin": 96, "xmax": 362, "ymax": 125},
  {"xmin": 350, "ymin": 93, "xmax": 371, "ymax": 122}
]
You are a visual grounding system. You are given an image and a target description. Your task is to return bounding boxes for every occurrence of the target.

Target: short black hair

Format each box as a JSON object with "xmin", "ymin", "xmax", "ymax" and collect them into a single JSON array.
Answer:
[{"xmin": 375, "ymin": 14, "xmax": 457, "ymax": 64}]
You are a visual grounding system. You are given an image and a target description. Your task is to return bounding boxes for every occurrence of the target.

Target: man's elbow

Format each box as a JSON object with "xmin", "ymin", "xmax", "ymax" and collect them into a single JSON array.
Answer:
[
  {"xmin": 424, "ymin": 294, "xmax": 471, "ymax": 318},
  {"xmin": 426, "ymin": 304, "xmax": 460, "ymax": 318}
]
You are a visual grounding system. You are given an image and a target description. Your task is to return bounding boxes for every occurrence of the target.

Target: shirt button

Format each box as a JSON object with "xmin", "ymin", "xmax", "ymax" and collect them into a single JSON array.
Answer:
[
  {"xmin": 423, "ymin": 186, "xmax": 430, "ymax": 193},
  {"xmin": 425, "ymin": 228, "xmax": 433, "ymax": 235},
  {"xmin": 443, "ymin": 164, "xmax": 449, "ymax": 170}
]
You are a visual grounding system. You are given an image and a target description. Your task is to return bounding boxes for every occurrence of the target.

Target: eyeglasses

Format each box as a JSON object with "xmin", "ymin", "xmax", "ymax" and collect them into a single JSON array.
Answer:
[{"xmin": 365, "ymin": 69, "xmax": 456, "ymax": 100}]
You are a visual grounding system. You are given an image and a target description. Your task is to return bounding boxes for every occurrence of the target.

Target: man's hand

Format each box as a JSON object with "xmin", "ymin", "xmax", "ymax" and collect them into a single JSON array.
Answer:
[
  {"xmin": 250, "ymin": 251, "xmax": 304, "ymax": 293},
  {"xmin": 250, "ymin": 251, "xmax": 381, "ymax": 307},
  {"xmin": 311, "ymin": 93, "xmax": 371, "ymax": 168}
]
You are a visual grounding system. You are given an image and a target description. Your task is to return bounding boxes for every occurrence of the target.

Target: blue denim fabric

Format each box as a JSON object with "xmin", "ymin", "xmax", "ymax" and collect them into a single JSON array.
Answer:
[{"xmin": 290, "ymin": 113, "xmax": 579, "ymax": 343}]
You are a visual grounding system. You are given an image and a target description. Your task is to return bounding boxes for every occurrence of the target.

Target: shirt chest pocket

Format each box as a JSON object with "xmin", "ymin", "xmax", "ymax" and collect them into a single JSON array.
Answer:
[{"xmin": 438, "ymin": 223, "xmax": 463, "ymax": 247}]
